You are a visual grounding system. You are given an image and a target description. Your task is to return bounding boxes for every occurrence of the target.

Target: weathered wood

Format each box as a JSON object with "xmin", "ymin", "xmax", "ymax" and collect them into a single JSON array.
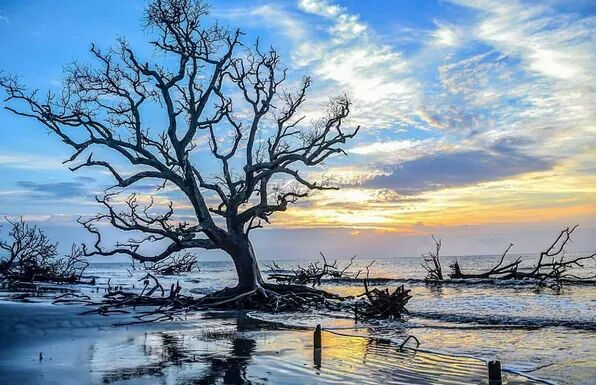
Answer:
[
  {"xmin": 354, "ymin": 263, "xmax": 411, "ymax": 320},
  {"xmin": 144, "ymin": 253, "xmax": 198, "ymax": 275},
  {"xmin": 0, "ymin": 219, "xmax": 89, "ymax": 284},
  {"xmin": 421, "ymin": 236, "xmax": 443, "ymax": 281},
  {"xmin": 266, "ymin": 254, "xmax": 358, "ymax": 286},
  {"xmin": 423, "ymin": 226, "xmax": 595, "ymax": 290},
  {"xmin": 488, "ymin": 360, "xmax": 502, "ymax": 384},
  {"xmin": 314, "ymin": 324, "xmax": 322, "ymax": 349}
]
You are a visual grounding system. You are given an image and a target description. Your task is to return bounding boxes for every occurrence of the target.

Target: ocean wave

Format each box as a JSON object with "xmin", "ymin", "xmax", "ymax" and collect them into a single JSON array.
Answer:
[
  {"xmin": 321, "ymin": 276, "xmax": 596, "ymax": 287},
  {"xmin": 410, "ymin": 311, "xmax": 596, "ymax": 331}
]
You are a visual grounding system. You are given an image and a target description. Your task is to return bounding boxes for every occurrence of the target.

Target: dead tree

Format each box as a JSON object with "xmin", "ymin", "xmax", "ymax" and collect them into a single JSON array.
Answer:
[
  {"xmin": 1, "ymin": 0, "xmax": 358, "ymax": 309},
  {"xmin": 265, "ymin": 254, "xmax": 356, "ymax": 286},
  {"xmin": 144, "ymin": 253, "xmax": 198, "ymax": 275},
  {"xmin": 449, "ymin": 243, "xmax": 517, "ymax": 279},
  {"xmin": 0, "ymin": 218, "xmax": 56, "ymax": 276},
  {"xmin": 421, "ymin": 236, "xmax": 443, "ymax": 281},
  {"xmin": 449, "ymin": 226, "xmax": 595, "ymax": 289},
  {"xmin": 0, "ymin": 219, "xmax": 89, "ymax": 283}
]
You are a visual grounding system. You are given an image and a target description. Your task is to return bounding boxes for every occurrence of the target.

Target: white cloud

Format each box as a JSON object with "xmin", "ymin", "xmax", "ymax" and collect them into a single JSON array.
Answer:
[
  {"xmin": 430, "ymin": 21, "xmax": 461, "ymax": 47},
  {"xmin": 350, "ymin": 140, "xmax": 425, "ymax": 155},
  {"xmin": 250, "ymin": 4, "xmax": 308, "ymax": 40},
  {"xmin": 214, "ymin": 4, "xmax": 308, "ymax": 41},
  {"xmin": 291, "ymin": 0, "xmax": 421, "ymax": 130},
  {"xmin": 298, "ymin": 0, "xmax": 342, "ymax": 18},
  {"xmin": 466, "ymin": 1, "xmax": 594, "ymax": 83},
  {"xmin": 440, "ymin": 0, "xmax": 595, "ymax": 160},
  {"xmin": 314, "ymin": 44, "xmax": 411, "ymax": 103}
]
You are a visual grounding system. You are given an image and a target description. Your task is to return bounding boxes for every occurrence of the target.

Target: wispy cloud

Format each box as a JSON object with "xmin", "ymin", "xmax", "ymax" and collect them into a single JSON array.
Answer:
[
  {"xmin": 214, "ymin": 3, "xmax": 308, "ymax": 41},
  {"xmin": 430, "ymin": 21, "xmax": 462, "ymax": 47},
  {"xmin": 290, "ymin": 0, "xmax": 421, "ymax": 130},
  {"xmin": 0, "ymin": 152, "xmax": 65, "ymax": 170},
  {"xmin": 0, "ymin": 0, "xmax": 593, "ymax": 243}
]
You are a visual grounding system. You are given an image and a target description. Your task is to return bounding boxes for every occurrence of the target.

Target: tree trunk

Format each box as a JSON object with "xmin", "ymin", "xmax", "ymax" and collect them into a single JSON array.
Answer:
[{"xmin": 227, "ymin": 237, "xmax": 264, "ymax": 291}]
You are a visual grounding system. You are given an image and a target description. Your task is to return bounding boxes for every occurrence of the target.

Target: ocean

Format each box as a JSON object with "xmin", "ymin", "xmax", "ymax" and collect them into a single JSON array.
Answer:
[{"xmin": 1, "ymin": 253, "xmax": 595, "ymax": 384}]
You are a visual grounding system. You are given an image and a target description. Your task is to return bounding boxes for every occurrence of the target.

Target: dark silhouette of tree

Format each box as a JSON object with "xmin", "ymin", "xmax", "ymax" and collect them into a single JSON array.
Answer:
[
  {"xmin": 0, "ymin": 0, "xmax": 358, "ymax": 302},
  {"xmin": 0, "ymin": 219, "xmax": 88, "ymax": 283},
  {"xmin": 420, "ymin": 226, "xmax": 595, "ymax": 290},
  {"xmin": 421, "ymin": 236, "xmax": 443, "ymax": 281},
  {"xmin": 449, "ymin": 225, "xmax": 595, "ymax": 290}
]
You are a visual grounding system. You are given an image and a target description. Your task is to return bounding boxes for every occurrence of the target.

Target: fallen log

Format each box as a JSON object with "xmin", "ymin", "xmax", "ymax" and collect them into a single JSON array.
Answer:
[
  {"xmin": 266, "ymin": 253, "xmax": 358, "ymax": 286},
  {"xmin": 446, "ymin": 225, "xmax": 595, "ymax": 290}
]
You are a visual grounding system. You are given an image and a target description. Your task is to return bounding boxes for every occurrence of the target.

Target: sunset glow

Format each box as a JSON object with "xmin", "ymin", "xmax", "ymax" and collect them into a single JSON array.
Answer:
[{"xmin": 0, "ymin": 0, "xmax": 594, "ymax": 256}]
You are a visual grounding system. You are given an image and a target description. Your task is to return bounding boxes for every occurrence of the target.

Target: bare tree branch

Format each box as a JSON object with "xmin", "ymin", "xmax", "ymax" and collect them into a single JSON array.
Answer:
[{"xmin": 1, "ymin": 0, "xmax": 358, "ymax": 297}]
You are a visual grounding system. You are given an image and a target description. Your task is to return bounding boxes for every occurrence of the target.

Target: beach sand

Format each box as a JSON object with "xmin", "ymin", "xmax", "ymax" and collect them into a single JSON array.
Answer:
[{"xmin": 0, "ymin": 301, "xmax": 544, "ymax": 385}]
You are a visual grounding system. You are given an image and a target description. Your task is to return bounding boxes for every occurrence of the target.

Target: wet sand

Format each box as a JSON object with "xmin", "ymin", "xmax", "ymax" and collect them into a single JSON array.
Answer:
[{"xmin": 0, "ymin": 301, "xmax": 544, "ymax": 385}]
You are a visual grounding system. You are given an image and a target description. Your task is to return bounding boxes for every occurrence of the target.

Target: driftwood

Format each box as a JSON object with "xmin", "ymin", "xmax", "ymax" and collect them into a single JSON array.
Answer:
[
  {"xmin": 57, "ymin": 259, "xmax": 412, "ymax": 324},
  {"xmin": 144, "ymin": 253, "xmax": 198, "ymax": 275},
  {"xmin": 0, "ymin": 219, "xmax": 89, "ymax": 284},
  {"xmin": 355, "ymin": 262, "xmax": 411, "ymax": 320},
  {"xmin": 421, "ymin": 236, "xmax": 443, "ymax": 281},
  {"xmin": 449, "ymin": 243, "xmax": 517, "ymax": 280},
  {"xmin": 265, "ymin": 254, "xmax": 358, "ymax": 286},
  {"xmin": 422, "ymin": 225, "xmax": 595, "ymax": 290}
]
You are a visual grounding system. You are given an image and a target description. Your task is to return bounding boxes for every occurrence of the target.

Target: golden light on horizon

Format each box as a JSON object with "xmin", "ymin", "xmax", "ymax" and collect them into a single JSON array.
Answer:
[{"xmin": 273, "ymin": 159, "xmax": 595, "ymax": 233}]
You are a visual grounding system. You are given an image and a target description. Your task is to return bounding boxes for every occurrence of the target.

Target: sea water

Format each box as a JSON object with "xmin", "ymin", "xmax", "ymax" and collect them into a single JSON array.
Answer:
[{"xmin": 2, "ymin": 253, "xmax": 594, "ymax": 385}]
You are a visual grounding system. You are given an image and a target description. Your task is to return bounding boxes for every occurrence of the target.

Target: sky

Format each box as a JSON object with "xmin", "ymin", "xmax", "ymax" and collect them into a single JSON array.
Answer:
[{"xmin": 0, "ymin": 0, "xmax": 595, "ymax": 260}]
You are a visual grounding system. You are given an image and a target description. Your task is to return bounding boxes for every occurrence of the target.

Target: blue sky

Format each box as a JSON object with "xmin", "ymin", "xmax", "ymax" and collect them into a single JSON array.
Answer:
[{"xmin": 0, "ymin": 0, "xmax": 595, "ymax": 260}]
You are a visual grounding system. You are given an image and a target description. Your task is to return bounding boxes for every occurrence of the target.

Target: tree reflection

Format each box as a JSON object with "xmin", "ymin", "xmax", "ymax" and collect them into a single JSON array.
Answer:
[
  {"xmin": 186, "ymin": 337, "xmax": 255, "ymax": 385},
  {"xmin": 99, "ymin": 313, "xmax": 258, "ymax": 385}
]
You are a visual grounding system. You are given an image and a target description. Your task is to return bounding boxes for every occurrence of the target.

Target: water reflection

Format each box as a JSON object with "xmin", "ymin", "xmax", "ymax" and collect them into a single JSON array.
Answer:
[
  {"xmin": 0, "ymin": 303, "xmax": 544, "ymax": 385},
  {"xmin": 90, "ymin": 313, "xmax": 588, "ymax": 385},
  {"xmin": 187, "ymin": 337, "xmax": 255, "ymax": 385},
  {"xmin": 425, "ymin": 283, "xmax": 444, "ymax": 297},
  {"xmin": 97, "ymin": 313, "xmax": 257, "ymax": 385}
]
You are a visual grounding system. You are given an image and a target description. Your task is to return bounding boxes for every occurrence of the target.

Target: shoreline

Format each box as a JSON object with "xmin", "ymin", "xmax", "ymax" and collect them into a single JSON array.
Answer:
[
  {"xmin": 0, "ymin": 265, "xmax": 595, "ymax": 385},
  {"xmin": 0, "ymin": 300, "xmax": 547, "ymax": 385}
]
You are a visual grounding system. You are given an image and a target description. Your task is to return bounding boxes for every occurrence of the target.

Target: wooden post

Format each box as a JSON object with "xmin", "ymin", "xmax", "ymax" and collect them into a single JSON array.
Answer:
[
  {"xmin": 313, "ymin": 324, "xmax": 322, "ymax": 368},
  {"xmin": 314, "ymin": 324, "xmax": 322, "ymax": 349},
  {"xmin": 313, "ymin": 345, "xmax": 322, "ymax": 368},
  {"xmin": 488, "ymin": 360, "xmax": 502, "ymax": 385}
]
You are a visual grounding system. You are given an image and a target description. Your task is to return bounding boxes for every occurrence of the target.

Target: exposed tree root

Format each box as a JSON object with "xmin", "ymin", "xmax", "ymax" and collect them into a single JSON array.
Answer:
[
  {"xmin": 65, "ymin": 277, "xmax": 349, "ymax": 326},
  {"xmin": 190, "ymin": 282, "xmax": 344, "ymax": 312}
]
